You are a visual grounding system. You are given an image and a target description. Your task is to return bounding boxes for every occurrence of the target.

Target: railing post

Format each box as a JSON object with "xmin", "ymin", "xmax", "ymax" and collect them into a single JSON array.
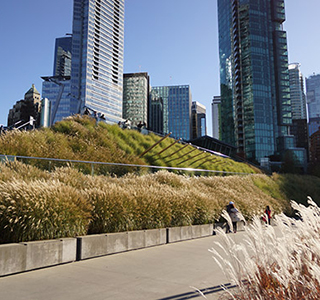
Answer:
[{"xmin": 91, "ymin": 163, "xmax": 94, "ymax": 176}]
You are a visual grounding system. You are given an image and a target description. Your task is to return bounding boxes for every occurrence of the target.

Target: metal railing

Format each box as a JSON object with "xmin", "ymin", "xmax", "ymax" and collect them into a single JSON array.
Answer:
[{"xmin": 0, "ymin": 154, "xmax": 253, "ymax": 176}]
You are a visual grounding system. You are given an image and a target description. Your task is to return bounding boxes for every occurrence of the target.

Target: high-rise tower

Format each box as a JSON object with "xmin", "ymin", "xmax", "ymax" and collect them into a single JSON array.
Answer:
[
  {"xmin": 218, "ymin": 0, "xmax": 293, "ymax": 163},
  {"xmin": 306, "ymin": 74, "xmax": 320, "ymax": 136},
  {"xmin": 123, "ymin": 73, "xmax": 149, "ymax": 127},
  {"xmin": 191, "ymin": 101, "xmax": 207, "ymax": 139},
  {"xmin": 71, "ymin": 0, "xmax": 125, "ymax": 123},
  {"xmin": 150, "ymin": 85, "xmax": 192, "ymax": 141},
  {"xmin": 289, "ymin": 63, "xmax": 309, "ymax": 155},
  {"xmin": 42, "ymin": 37, "xmax": 72, "ymax": 124}
]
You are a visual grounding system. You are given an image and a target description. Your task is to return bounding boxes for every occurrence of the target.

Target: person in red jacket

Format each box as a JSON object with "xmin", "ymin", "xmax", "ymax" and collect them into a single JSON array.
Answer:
[{"xmin": 265, "ymin": 206, "xmax": 271, "ymax": 225}]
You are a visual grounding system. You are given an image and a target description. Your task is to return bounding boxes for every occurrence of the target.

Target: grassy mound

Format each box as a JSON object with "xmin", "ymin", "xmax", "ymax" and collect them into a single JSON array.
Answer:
[{"xmin": 0, "ymin": 115, "xmax": 258, "ymax": 176}]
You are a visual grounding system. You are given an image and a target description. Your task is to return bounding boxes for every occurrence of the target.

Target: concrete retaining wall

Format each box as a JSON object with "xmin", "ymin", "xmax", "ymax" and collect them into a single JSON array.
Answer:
[
  {"xmin": 0, "ymin": 238, "xmax": 76, "ymax": 276},
  {"xmin": 0, "ymin": 244, "xmax": 27, "ymax": 276},
  {"xmin": 78, "ymin": 228, "xmax": 167, "ymax": 260},
  {"xmin": 0, "ymin": 225, "xmax": 213, "ymax": 276},
  {"xmin": 167, "ymin": 224, "xmax": 213, "ymax": 243}
]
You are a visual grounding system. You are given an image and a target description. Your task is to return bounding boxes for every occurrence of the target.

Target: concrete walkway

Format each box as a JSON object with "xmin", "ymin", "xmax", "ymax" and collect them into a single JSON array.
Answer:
[{"xmin": 0, "ymin": 232, "xmax": 246, "ymax": 300}]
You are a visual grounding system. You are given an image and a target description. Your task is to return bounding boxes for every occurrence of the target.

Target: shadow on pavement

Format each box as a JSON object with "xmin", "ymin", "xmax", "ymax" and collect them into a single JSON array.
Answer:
[{"xmin": 157, "ymin": 282, "xmax": 237, "ymax": 300}]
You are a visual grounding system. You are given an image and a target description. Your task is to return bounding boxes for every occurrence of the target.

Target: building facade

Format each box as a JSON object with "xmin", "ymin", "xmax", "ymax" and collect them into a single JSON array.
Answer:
[
  {"xmin": 289, "ymin": 63, "xmax": 309, "ymax": 156},
  {"xmin": 310, "ymin": 127, "xmax": 320, "ymax": 164},
  {"xmin": 211, "ymin": 96, "xmax": 221, "ymax": 139},
  {"xmin": 53, "ymin": 36, "xmax": 72, "ymax": 78},
  {"xmin": 8, "ymin": 84, "xmax": 41, "ymax": 128},
  {"xmin": 42, "ymin": 36, "xmax": 72, "ymax": 124},
  {"xmin": 289, "ymin": 63, "xmax": 307, "ymax": 120},
  {"xmin": 191, "ymin": 101, "xmax": 207, "ymax": 139},
  {"xmin": 306, "ymin": 74, "xmax": 320, "ymax": 136},
  {"xmin": 41, "ymin": 77, "xmax": 71, "ymax": 124},
  {"xmin": 123, "ymin": 73, "xmax": 149, "ymax": 127},
  {"xmin": 71, "ymin": 0, "xmax": 125, "ymax": 124},
  {"xmin": 150, "ymin": 85, "xmax": 192, "ymax": 140},
  {"xmin": 218, "ymin": 0, "xmax": 293, "ymax": 163}
]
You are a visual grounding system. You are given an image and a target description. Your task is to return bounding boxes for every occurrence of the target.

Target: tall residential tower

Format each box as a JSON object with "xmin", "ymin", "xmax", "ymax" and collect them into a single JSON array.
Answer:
[
  {"xmin": 218, "ymin": 0, "xmax": 293, "ymax": 163},
  {"xmin": 71, "ymin": 0, "xmax": 125, "ymax": 123},
  {"xmin": 289, "ymin": 63, "xmax": 308, "ymax": 155}
]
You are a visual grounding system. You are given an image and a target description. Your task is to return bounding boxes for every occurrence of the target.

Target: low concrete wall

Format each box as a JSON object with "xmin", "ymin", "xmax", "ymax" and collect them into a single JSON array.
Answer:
[
  {"xmin": 191, "ymin": 225, "xmax": 202, "ymax": 238},
  {"xmin": 0, "ymin": 238, "xmax": 76, "ymax": 276},
  {"xmin": 106, "ymin": 232, "xmax": 128, "ymax": 255},
  {"xmin": 200, "ymin": 224, "xmax": 214, "ymax": 236},
  {"xmin": 23, "ymin": 238, "xmax": 77, "ymax": 271},
  {"xmin": 78, "ymin": 228, "xmax": 168, "ymax": 260},
  {"xmin": 145, "ymin": 228, "xmax": 166, "ymax": 247},
  {"xmin": 0, "ymin": 225, "xmax": 213, "ymax": 276},
  {"xmin": 0, "ymin": 244, "xmax": 26, "ymax": 276},
  {"xmin": 167, "ymin": 224, "xmax": 213, "ymax": 243},
  {"xmin": 77, "ymin": 234, "xmax": 108, "ymax": 260}
]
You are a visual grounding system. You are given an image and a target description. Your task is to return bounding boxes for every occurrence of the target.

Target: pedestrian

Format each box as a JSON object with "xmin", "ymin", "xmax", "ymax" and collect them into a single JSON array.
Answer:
[
  {"xmin": 264, "ymin": 205, "xmax": 271, "ymax": 225},
  {"xmin": 226, "ymin": 201, "xmax": 241, "ymax": 233}
]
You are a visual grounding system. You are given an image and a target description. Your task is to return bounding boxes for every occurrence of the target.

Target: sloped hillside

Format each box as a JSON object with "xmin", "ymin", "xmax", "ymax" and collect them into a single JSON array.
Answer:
[{"xmin": 0, "ymin": 115, "xmax": 258, "ymax": 176}]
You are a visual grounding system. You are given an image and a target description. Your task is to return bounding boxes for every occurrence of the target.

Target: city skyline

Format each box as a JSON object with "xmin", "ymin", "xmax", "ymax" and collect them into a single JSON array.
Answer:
[{"xmin": 1, "ymin": 0, "xmax": 320, "ymax": 136}]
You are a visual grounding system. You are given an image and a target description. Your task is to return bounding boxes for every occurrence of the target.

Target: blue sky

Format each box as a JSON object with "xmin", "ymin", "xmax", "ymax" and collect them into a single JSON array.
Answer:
[{"xmin": 1, "ymin": 0, "xmax": 320, "ymax": 136}]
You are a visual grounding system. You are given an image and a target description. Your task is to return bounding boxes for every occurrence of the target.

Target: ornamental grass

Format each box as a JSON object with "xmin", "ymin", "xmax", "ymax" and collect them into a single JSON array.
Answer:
[
  {"xmin": 210, "ymin": 197, "xmax": 320, "ymax": 300},
  {"xmin": 0, "ymin": 161, "xmax": 320, "ymax": 244},
  {"xmin": 0, "ymin": 179, "xmax": 91, "ymax": 243}
]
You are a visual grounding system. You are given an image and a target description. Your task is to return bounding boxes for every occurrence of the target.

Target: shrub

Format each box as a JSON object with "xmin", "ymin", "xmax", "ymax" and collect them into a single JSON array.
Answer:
[{"xmin": 0, "ymin": 179, "xmax": 91, "ymax": 243}]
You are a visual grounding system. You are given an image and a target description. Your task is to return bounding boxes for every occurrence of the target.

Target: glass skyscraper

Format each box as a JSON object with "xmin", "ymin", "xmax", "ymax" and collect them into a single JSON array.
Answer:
[
  {"xmin": 42, "ymin": 36, "xmax": 72, "ymax": 124},
  {"xmin": 150, "ymin": 85, "xmax": 192, "ymax": 141},
  {"xmin": 123, "ymin": 73, "xmax": 149, "ymax": 127},
  {"xmin": 71, "ymin": 0, "xmax": 124, "ymax": 123},
  {"xmin": 53, "ymin": 37, "xmax": 72, "ymax": 78},
  {"xmin": 306, "ymin": 74, "xmax": 320, "ymax": 135},
  {"xmin": 218, "ymin": 0, "xmax": 292, "ymax": 162},
  {"xmin": 289, "ymin": 63, "xmax": 307, "ymax": 120},
  {"xmin": 289, "ymin": 63, "xmax": 309, "ymax": 154},
  {"xmin": 191, "ymin": 101, "xmax": 207, "ymax": 139}
]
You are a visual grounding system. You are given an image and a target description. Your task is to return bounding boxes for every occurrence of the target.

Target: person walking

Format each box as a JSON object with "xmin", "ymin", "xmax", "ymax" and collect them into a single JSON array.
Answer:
[{"xmin": 226, "ymin": 201, "xmax": 241, "ymax": 233}]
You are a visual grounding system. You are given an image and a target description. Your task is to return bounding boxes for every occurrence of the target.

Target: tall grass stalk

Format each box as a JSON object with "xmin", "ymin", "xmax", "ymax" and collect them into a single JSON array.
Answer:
[{"xmin": 210, "ymin": 197, "xmax": 320, "ymax": 299}]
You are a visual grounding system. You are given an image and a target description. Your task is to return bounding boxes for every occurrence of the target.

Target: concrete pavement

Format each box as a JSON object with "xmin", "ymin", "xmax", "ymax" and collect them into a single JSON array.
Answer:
[{"xmin": 0, "ymin": 232, "xmax": 245, "ymax": 300}]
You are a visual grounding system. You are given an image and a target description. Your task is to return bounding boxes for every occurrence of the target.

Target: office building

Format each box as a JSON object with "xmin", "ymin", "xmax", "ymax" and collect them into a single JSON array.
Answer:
[
  {"xmin": 71, "ymin": 0, "xmax": 125, "ymax": 124},
  {"xmin": 53, "ymin": 36, "xmax": 72, "ymax": 77},
  {"xmin": 191, "ymin": 101, "xmax": 207, "ymax": 139},
  {"xmin": 218, "ymin": 0, "xmax": 293, "ymax": 163},
  {"xmin": 289, "ymin": 63, "xmax": 309, "ymax": 155},
  {"xmin": 150, "ymin": 85, "xmax": 192, "ymax": 140},
  {"xmin": 42, "ymin": 36, "xmax": 72, "ymax": 124},
  {"xmin": 306, "ymin": 74, "xmax": 320, "ymax": 136},
  {"xmin": 8, "ymin": 84, "xmax": 41, "ymax": 128},
  {"xmin": 310, "ymin": 127, "xmax": 320, "ymax": 163},
  {"xmin": 123, "ymin": 73, "xmax": 149, "ymax": 127},
  {"xmin": 211, "ymin": 96, "xmax": 221, "ymax": 139}
]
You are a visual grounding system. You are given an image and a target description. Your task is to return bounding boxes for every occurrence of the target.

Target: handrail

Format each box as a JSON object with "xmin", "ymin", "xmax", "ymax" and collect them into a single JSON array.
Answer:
[{"xmin": 0, "ymin": 154, "xmax": 253, "ymax": 176}]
